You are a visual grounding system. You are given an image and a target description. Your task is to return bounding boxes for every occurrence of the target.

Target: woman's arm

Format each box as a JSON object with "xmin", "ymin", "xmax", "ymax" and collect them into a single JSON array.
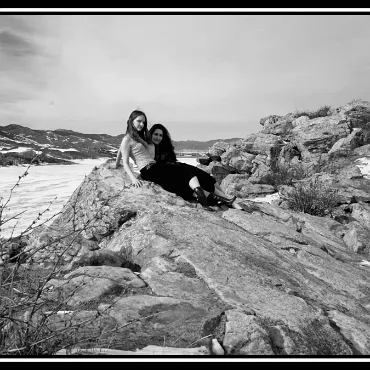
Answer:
[
  {"xmin": 120, "ymin": 136, "xmax": 143, "ymax": 188},
  {"xmin": 147, "ymin": 144, "xmax": 155, "ymax": 159},
  {"xmin": 115, "ymin": 147, "xmax": 122, "ymax": 168}
]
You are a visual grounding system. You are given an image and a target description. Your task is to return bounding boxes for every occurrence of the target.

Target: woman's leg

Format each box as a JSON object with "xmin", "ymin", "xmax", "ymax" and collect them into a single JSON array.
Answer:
[
  {"xmin": 231, "ymin": 201, "xmax": 244, "ymax": 210},
  {"xmin": 188, "ymin": 176, "xmax": 211, "ymax": 207},
  {"xmin": 213, "ymin": 184, "xmax": 234, "ymax": 200},
  {"xmin": 188, "ymin": 174, "xmax": 243, "ymax": 210},
  {"xmin": 143, "ymin": 164, "xmax": 213, "ymax": 209}
]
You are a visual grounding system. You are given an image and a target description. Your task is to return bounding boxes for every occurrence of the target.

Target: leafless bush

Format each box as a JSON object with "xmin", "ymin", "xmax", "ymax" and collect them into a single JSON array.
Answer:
[
  {"xmin": 265, "ymin": 161, "xmax": 309, "ymax": 187},
  {"xmin": 0, "ymin": 159, "xmax": 130, "ymax": 355},
  {"xmin": 294, "ymin": 105, "xmax": 332, "ymax": 120},
  {"xmin": 280, "ymin": 177, "xmax": 341, "ymax": 217}
]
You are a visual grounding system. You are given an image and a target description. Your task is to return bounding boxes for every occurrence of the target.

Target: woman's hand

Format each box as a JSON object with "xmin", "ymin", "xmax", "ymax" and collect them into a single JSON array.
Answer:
[{"xmin": 131, "ymin": 178, "xmax": 143, "ymax": 188}]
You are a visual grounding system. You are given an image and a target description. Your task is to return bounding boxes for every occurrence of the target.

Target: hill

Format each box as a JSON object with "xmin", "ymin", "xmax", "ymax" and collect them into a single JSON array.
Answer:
[{"xmin": 0, "ymin": 124, "xmax": 240, "ymax": 166}]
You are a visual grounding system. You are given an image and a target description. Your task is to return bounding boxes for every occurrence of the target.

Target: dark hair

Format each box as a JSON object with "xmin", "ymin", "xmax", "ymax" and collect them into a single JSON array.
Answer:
[
  {"xmin": 149, "ymin": 123, "xmax": 174, "ymax": 150},
  {"xmin": 125, "ymin": 110, "xmax": 149, "ymax": 145},
  {"xmin": 149, "ymin": 123, "xmax": 177, "ymax": 163}
]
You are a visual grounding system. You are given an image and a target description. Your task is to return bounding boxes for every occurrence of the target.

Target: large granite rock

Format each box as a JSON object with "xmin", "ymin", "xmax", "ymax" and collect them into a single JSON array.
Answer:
[
  {"xmin": 205, "ymin": 161, "xmax": 233, "ymax": 184},
  {"xmin": 221, "ymin": 146, "xmax": 256, "ymax": 173},
  {"xmin": 290, "ymin": 115, "xmax": 352, "ymax": 160},
  {"xmin": 328, "ymin": 129, "xmax": 370, "ymax": 158},
  {"xmin": 221, "ymin": 174, "xmax": 276, "ymax": 198},
  {"xmin": 260, "ymin": 113, "xmax": 296, "ymax": 138},
  {"xmin": 207, "ymin": 141, "xmax": 230, "ymax": 158},
  {"xmin": 337, "ymin": 99, "xmax": 370, "ymax": 129},
  {"xmin": 353, "ymin": 144, "xmax": 370, "ymax": 158},
  {"xmin": 20, "ymin": 159, "xmax": 370, "ymax": 356},
  {"xmin": 220, "ymin": 133, "xmax": 283, "ymax": 175}
]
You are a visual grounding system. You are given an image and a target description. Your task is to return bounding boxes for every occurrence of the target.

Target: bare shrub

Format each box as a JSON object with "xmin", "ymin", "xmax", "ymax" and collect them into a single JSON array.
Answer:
[
  {"xmin": 0, "ymin": 158, "xmax": 130, "ymax": 355},
  {"xmin": 264, "ymin": 161, "xmax": 309, "ymax": 187},
  {"xmin": 294, "ymin": 105, "xmax": 332, "ymax": 120},
  {"xmin": 280, "ymin": 178, "xmax": 340, "ymax": 217}
]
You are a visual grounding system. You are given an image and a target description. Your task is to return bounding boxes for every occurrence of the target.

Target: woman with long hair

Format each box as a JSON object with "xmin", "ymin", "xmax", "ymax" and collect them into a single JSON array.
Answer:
[
  {"xmin": 149, "ymin": 123, "xmax": 177, "ymax": 164},
  {"xmin": 148, "ymin": 123, "xmax": 238, "ymax": 207}
]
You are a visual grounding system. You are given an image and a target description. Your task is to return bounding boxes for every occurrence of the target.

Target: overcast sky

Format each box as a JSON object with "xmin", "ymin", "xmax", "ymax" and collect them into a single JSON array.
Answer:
[{"xmin": 1, "ymin": 12, "xmax": 370, "ymax": 141}]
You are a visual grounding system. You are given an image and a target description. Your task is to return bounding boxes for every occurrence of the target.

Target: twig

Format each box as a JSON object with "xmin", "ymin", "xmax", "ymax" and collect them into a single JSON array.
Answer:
[{"xmin": 186, "ymin": 334, "xmax": 212, "ymax": 348}]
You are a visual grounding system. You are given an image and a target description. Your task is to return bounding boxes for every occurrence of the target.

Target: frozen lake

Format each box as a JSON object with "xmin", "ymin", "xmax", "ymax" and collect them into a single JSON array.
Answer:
[{"xmin": 0, "ymin": 157, "xmax": 197, "ymax": 239}]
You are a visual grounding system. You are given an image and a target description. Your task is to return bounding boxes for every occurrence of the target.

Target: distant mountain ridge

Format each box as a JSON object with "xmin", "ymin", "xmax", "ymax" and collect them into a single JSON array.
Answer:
[
  {"xmin": 173, "ymin": 138, "xmax": 241, "ymax": 151},
  {"xmin": 0, "ymin": 124, "xmax": 241, "ymax": 166}
]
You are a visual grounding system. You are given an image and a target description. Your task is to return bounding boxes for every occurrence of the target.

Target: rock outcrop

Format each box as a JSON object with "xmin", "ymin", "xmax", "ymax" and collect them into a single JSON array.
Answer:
[
  {"xmin": 19, "ymin": 153, "xmax": 370, "ymax": 356},
  {"xmin": 4, "ymin": 98, "xmax": 370, "ymax": 356},
  {"xmin": 197, "ymin": 100, "xmax": 370, "ymax": 199}
]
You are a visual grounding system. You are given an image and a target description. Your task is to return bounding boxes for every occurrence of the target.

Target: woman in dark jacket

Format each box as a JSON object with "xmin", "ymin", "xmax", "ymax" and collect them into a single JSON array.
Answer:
[
  {"xmin": 148, "ymin": 123, "xmax": 237, "ymax": 207},
  {"xmin": 149, "ymin": 123, "xmax": 177, "ymax": 164}
]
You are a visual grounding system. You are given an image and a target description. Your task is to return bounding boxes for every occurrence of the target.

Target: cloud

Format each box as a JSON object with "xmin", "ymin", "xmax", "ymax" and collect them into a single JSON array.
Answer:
[
  {"xmin": 0, "ymin": 30, "xmax": 38, "ymax": 57},
  {"xmin": 1, "ymin": 14, "xmax": 370, "ymax": 139}
]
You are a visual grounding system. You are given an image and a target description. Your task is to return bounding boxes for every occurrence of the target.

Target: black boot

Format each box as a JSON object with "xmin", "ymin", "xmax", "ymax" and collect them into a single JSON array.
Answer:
[
  {"xmin": 194, "ymin": 187, "xmax": 210, "ymax": 208},
  {"xmin": 207, "ymin": 193, "xmax": 219, "ymax": 206},
  {"xmin": 208, "ymin": 193, "xmax": 236, "ymax": 207}
]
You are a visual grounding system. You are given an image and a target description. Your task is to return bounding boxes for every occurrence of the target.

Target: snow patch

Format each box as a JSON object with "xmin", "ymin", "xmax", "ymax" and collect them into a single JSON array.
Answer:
[
  {"xmin": 1, "ymin": 147, "xmax": 41, "ymax": 154},
  {"xmin": 355, "ymin": 157, "xmax": 370, "ymax": 179},
  {"xmin": 246, "ymin": 192, "xmax": 280, "ymax": 204},
  {"xmin": 49, "ymin": 148, "xmax": 79, "ymax": 152}
]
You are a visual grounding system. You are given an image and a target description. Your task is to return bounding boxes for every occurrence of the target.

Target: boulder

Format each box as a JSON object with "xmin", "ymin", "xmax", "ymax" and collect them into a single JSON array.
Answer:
[
  {"xmin": 206, "ymin": 161, "xmax": 233, "ymax": 183},
  {"xmin": 292, "ymin": 115, "xmax": 310, "ymax": 127},
  {"xmin": 45, "ymin": 266, "xmax": 146, "ymax": 307},
  {"xmin": 260, "ymin": 115, "xmax": 282, "ymax": 127},
  {"xmin": 353, "ymin": 144, "xmax": 370, "ymax": 157},
  {"xmin": 278, "ymin": 142, "xmax": 302, "ymax": 163},
  {"xmin": 197, "ymin": 156, "xmax": 212, "ymax": 166},
  {"xmin": 350, "ymin": 202, "xmax": 370, "ymax": 230},
  {"xmin": 238, "ymin": 133, "xmax": 284, "ymax": 156},
  {"xmin": 342, "ymin": 221, "xmax": 370, "ymax": 255},
  {"xmin": 261, "ymin": 114, "xmax": 296, "ymax": 138},
  {"xmin": 221, "ymin": 147, "xmax": 255, "ymax": 173},
  {"xmin": 221, "ymin": 174, "xmax": 276, "ymax": 198},
  {"xmin": 248, "ymin": 155, "xmax": 274, "ymax": 184},
  {"xmin": 220, "ymin": 133, "xmax": 283, "ymax": 175},
  {"xmin": 290, "ymin": 115, "xmax": 352, "ymax": 155},
  {"xmin": 328, "ymin": 129, "xmax": 370, "ymax": 158},
  {"xmin": 207, "ymin": 141, "xmax": 230, "ymax": 157},
  {"xmin": 338, "ymin": 99, "xmax": 370, "ymax": 129}
]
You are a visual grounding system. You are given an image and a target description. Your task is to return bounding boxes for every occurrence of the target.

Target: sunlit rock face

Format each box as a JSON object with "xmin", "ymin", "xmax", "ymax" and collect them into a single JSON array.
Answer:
[
  {"xmin": 21, "ymin": 156, "xmax": 370, "ymax": 356},
  {"xmin": 201, "ymin": 100, "xmax": 370, "ymax": 184}
]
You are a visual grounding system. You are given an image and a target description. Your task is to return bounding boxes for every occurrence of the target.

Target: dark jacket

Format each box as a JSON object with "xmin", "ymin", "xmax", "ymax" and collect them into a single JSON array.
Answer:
[{"xmin": 154, "ymin": 147, "xmax": 177, "ymax": 164}]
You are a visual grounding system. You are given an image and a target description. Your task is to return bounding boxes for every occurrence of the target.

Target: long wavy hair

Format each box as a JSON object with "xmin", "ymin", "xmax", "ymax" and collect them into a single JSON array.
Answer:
[
  {"xmin": 125, "ymin": 110, "xmax": 149, "ymax": 147},
  {"xmin": 149, "ymin": 123, "xmax": 177, "ymax": 162},
  {"xmin": 149, "ymin": 123, "xmax": 175, "ymax": 151}
]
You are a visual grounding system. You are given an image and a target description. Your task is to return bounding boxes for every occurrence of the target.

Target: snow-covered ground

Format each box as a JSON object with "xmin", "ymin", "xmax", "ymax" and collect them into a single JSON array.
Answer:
[
  {"xmin": 0, "ymin": 146, "xmax": 42, "ymax": 154},
  {"xmin": 0, "ymin": 146, "xmax": 79, "ymax": 153},
  {"xmin": 49, "ymin": 148, "xmax": 79, "ymax": 152},
  {"xmin": 246, "ymin": 192, "xmax": 281, "ymax": 204},
  {"xmin": 0, "ymin": 158, "xmax": 109, "ymax": 238}
]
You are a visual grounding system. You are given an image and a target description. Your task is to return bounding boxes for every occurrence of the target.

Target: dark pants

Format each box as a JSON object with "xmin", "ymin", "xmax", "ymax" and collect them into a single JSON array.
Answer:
[{"xmin": 140, "ymin": 162, "xmax": 216, "ymax": 201}]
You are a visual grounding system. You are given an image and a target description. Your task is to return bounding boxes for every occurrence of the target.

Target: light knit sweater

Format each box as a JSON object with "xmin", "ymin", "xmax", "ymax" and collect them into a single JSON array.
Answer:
[{"xmin": 128, "ymin": 140, "xmax": 155, "ymax": 171}]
